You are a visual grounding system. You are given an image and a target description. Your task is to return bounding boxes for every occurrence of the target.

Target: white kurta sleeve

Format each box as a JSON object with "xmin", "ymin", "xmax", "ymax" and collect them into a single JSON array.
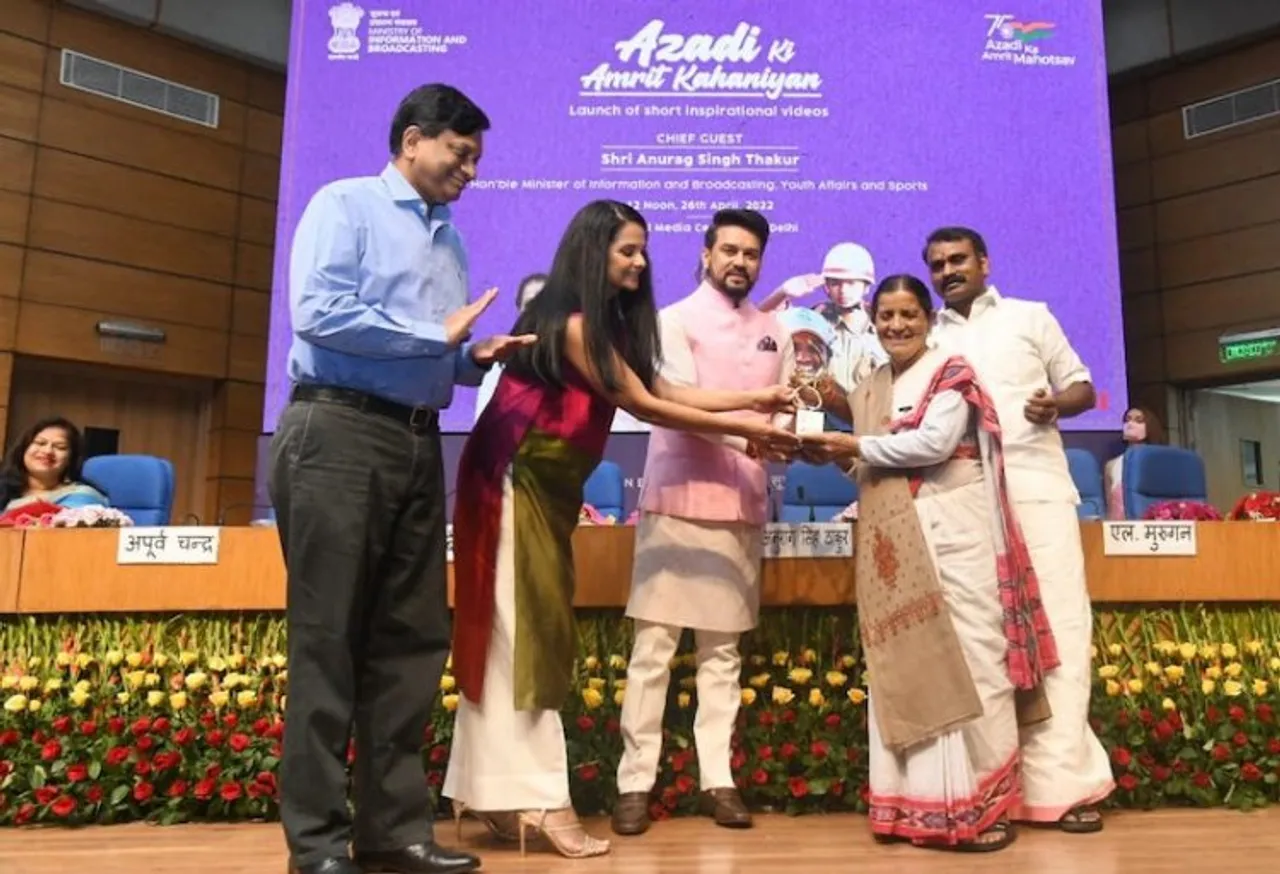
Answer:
[
  {"xmin": 658, "ymin": 309, "xmax": 750, "ymax": 453},
  {"xmin": 1032, "ymin": 303, "xmax": 1092, "ymax": 391},
  {"xmin": 857, "ymin": 389, "xmax": 969, "ymax": 469}
]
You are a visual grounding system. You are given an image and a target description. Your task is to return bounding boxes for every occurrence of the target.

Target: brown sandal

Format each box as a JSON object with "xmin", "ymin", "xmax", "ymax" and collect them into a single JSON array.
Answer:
[
  {"xmin": 1058, "ymin": 805, "xmax": 1104, "ymax": 833},
  {"xmin": 954, "ymin": 821, "xmax": 1016, "ymax": 852}
]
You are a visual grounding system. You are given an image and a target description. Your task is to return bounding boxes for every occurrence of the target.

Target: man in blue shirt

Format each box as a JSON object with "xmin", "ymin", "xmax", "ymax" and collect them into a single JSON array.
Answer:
[{"xmin": 269, "ymin": 83, "xmax": 533, "ymax": 874}]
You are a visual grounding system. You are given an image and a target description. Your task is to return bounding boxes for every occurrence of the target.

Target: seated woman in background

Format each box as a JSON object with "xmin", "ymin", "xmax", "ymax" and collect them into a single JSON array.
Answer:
[
  {"xmin": 1104, "ymin": 406, "xmax": 1165, "ymax": 519},
  {"xmin": 0, "ymin": 416, "xmax": 108, "ymax": 515}
]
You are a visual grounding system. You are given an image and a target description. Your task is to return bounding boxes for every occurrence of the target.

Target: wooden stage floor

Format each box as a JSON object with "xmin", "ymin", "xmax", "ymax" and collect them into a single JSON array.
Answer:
[{"xmin": 3, "ymin": 810, "xmax": 1280, "ymax": 873}]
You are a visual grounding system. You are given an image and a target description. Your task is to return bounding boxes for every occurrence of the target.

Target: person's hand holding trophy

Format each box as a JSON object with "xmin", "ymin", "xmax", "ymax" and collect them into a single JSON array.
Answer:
[{"xmin": 775, "ymin": 307, "xmax": 840, "ymax": 444}]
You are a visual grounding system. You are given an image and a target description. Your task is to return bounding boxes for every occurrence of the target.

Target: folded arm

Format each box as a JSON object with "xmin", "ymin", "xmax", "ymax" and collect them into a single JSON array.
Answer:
[
  {"xmin": 858, "ymin": 390, "xmax": 969, "ymax": 468},
  {"xmin": 290, "ymin": 187, "xmax": 454, "ymax": 360}
]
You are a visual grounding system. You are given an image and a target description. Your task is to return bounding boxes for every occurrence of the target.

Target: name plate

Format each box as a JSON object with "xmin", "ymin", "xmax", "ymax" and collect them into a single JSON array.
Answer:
[
  {"xmin": 1102, "ymin": 521, "xmax": 1197, "ymax": 556},
  {"xmin": 117, "ymin": 527, "xmax": 222, "ymax": 565},
  {"xmin": 762, "ymin": 522, "xmax": 854, "ymax": 559}
]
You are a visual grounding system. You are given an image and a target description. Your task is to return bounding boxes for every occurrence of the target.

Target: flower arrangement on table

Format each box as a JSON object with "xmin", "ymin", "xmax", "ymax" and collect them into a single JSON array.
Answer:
[
  {"xmin": 1227, "ymin": 491, "xmax": 1280, "ymax": 522},
  {"xmin": 0, "ymin": 503, "xmax": 133, "ymax": 530},
  {"xmin": 4, "ymin": 609, "xmax": 1280, "ymax": 826},
  {"xmin": 1142, "ymin": 500, "xmax": 1223, "ymax": 521}
]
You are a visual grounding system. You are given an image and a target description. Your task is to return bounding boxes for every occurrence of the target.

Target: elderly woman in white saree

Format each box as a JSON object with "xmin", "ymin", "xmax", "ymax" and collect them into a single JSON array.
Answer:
[{"xmin": 800, "ymin": 275, "xmax": 1060, "ymax": 853}]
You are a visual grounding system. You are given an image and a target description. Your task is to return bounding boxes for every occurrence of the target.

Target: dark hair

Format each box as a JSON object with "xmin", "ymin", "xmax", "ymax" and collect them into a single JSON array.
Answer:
[
  {"xmin": 0, "ymin": 416, "xmax": 101, "ymax": 508},
  {"xmin": 869, "ymin": 274, "xmax": 936, "ymax": 317},
  {"xmin": 515, "ymin": 272, "xmax": 549, "ymax": 309},
  {"xmin": 922, "ymin": 226, "xmax": 988, "ymax": 263},
  {"xmin": 507, "ymin": 200, "xmax": 660, "ymax": 393},
  {"xmin": 388, "ymin": 84, "xmax": 491, "ymax": 154},
  {"xmin": 694, "ymin": 209, "xmax": 770, "ymax": 281},
  {"xmin": 1126, "ymin": 405, "xmax": 1166, "ymax": 444}
]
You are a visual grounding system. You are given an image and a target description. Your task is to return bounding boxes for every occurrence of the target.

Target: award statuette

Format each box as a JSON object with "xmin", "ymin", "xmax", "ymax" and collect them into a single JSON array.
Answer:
[{"xmin": 776, "ymin": 307, "xmax": 838, "ymax": 436}]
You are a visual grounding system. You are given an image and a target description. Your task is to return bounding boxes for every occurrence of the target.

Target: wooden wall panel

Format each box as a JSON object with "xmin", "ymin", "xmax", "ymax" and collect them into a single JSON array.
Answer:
[
  {"xmin": 0, "ymin": 0, "xmax": 281, "ymax": 519},
  {"xmin": 1113, "ymin": 31, "xmax": 1280, "ymax": 410}
]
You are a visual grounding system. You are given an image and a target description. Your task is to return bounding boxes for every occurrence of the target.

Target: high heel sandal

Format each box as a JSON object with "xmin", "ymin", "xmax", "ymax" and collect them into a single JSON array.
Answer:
[
  {"xmin": 451, "ymin": 800, "xmax": 521, "ymax": 843},
  {"xmin": 516, "ymin": 809, "xmax": 611, "ymax": 859}
]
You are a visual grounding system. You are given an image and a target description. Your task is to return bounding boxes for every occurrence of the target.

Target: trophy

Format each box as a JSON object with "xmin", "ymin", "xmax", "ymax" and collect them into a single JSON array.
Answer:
[{"xmin": 776, "ymin": 307, "xmax": 837, "ymax": 436}]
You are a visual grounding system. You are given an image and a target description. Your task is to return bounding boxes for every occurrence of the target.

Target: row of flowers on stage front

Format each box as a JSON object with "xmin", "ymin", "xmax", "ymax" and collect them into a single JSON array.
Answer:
[{"xmin": 3, "ymin": 610, "xmax": 1280, "ymax": 825}]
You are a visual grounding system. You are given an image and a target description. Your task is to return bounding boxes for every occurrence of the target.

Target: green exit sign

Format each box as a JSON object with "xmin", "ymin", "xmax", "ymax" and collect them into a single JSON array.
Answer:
[{"xmin": 1219, "ymin": 330, "xmax": 1280, "ymax": 364}]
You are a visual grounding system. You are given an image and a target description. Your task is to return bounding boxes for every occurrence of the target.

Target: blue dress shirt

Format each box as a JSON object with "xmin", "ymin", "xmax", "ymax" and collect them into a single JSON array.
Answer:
[{"xmin": 286, "ymin": 163, "xmax": 488, "ymax": 410}]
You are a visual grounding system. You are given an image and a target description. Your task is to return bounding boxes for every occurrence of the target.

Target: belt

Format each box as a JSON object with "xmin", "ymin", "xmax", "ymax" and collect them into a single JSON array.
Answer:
[{"xmin": 291, "ymin": 384, "xmax": 439, "ymax": 434}]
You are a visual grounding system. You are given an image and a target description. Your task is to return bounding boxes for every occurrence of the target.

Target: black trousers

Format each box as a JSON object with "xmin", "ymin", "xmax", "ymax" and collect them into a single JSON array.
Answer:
[{"xmin": 268, "ymin": 398, "xmax": 450, "ymax": 866}]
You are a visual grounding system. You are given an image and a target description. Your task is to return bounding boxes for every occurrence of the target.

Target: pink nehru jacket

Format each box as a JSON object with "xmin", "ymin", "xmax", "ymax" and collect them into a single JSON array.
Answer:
[{"xmin": 639, "ymin": 283, "xmax": 788, "ymax": 525}]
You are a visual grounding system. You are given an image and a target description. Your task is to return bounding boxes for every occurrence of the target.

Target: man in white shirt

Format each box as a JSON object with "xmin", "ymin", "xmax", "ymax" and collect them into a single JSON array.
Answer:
[{"xmin": 924, "ymin": 226, "xmax": 1114, "ymax": 834}]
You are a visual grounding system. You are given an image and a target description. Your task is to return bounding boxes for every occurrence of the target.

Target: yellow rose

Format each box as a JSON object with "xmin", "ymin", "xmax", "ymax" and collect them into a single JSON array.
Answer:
[
  {"xmin": 236, "ymin": 690, "xmax": 258, "ymax": 708},
  {"xmin": 583, "ymin": 656, "xmax": 600, "ymax": 672},
  {"xmin": 1245, "ymin": 640, "xmax": 1264, "ymax": 656},
  {"xmin": 1252, "ymin": 679, "xmax": 1269, "ymax": 697},
  {"xmin": 788, "ymin": 668, "xmax": 813, "ymax": 685},
  {"xmin": 442, "ymin": 693, "xmax": 459, "ymax": 712},
  {"xmin": 270, "ymin": 655, "xmax": 287, "ymax": 669},
  {"xmin": 582, "ymin": 688, "xmax": 604, "ymax": 710},
  {"xmin": 125, "ymin": 670, "xmax": 146, "ymax": 690},
  {"xmin": 1154, "ymin": 640, "xmax": 1177, "ymax": 656},
  {"xmin": 772, "ymin": 651, "xmax": 789, "ymax": 666},
  {"xmin": 677, "ymin": 692, "xmax": 691, "ymax": 709},
  {"xmin": 740, "ymin": 687, "xmax": 756, "ymax": 706},
  {"xmin": 1107, "ymin": 643, "xmax": 1122, "ymax": 657},
  {"xmin": 445, "ymin": 653, "xmax": 453, "ymax": 671},
  {"xmin": 106, "ymin": 650, "xmax": 124, "ymax": 666},
  {"xmin": 1199, "ymin": 644, "xmax": 1219, "ymax": 660},
  {"xmin": 1145, "ymin": 662, "xmax": 1162, "ymax": 677},
  {"xmin": 1163, "ymin": 665, "xmax": 1185, "ymax": 683},
  {"xmin": 147, "ymin": 690, "xmax": 166, "ymax": 708},
  {"xmin": 209, "ymin": 690, "xmax": 230, "ymax": 708},
  {"xmin": 1161, "ymin": 697, "xmax": 1176, "ymax": 712},
  {"xmin": 608, "ymin": 654, "xmax": 627, "ymax": 670},
  {"xmin": 847, "ymin": 688, "xmax": 867, "ymax": 705},
  {"xmin": 1222, "ymin": 680, "xmax": 1244, "ymax": 698},
  {"xmin": 55, "ymin": 652, "xmax": 74, "ymax": 668},
  {"xmin": 184, "ymin": 672, "xmax": 209, "ymax": 691},
  {"xmin": 44, "ymin": 678, "xmax": 63, "ymax": 693},
  {"xmin": 1105, "ymin": 680, "xmax": 1121, "ymax": 697},
  {"xmin": 73, "ymin": 679, "xmax": 90, "ymax": 693},
  {"xmin": 1126, "ymin": 678, "xmax": 1144, "ymax": 695},
  {"xmin": 28, "ymin": 699, "xmax": 41, "ymax": 712},
  {"xmin": 1201, "ymin": 679, "xmax": 1216, "ymax": 695},
  {"xmin": 207, "ymin": 657, "xmax": 227, "ymax": 672},
  {"xmin": 800, "ymin": 648, "xmax": 818, "ymax": 665},
  {"xmin": 144, "ymin": 673, "xmax": 160, "ymax": 688},
  {"xmin": 278, "ymin": 670, "xmax": 288, "ymax": 683},
  {"xmin": 771, "ymin": 686, "xmax": 795, "ymax": 706},
  {"xmin": 1271, "ymin": 657, "xmax": 1280, "ymax": 672},
  {"xmin": 153, "ymin": 653, "xmax": 170, "ymax": 669},
  {"xmin": 169, "ymin": 692, "xmax": 188, "ymax": 710},
  {"xmin": 588, "ymin": 677, "xmax": 606, "ymax": 692},
  {"xmin": 227, "ymin": 653, "xmax": 246, "ymax": 669},
  {"xmin": 840, "ymin": 655, "xmax": 856, "ymax": 669},
  {"xmin": 613, "ymin": 689, "xmax": 625, "ymax": 707},
  {"xmin": 180, "ymin": 651, "xmax": 198, "ymax": 667},
  {"xmin": 1178, "ymin": 643, "xmax": 1197, "ymax": 661},
  {"xmin": 74, "ymin": 653, "xmax": 93, "ymax": 669},
  {"xmin": 27, "ymin": 657, "xmax": 42, "ymax": 669},
  {"xmin": 439, "ymin": 674, "xmax": 456, "ymax": 692},
  {"xmin": 0, "ymin": 676, "xmax": 17, "ymax": 690},
  {"xmin": 825, "ymin": 671, "xmax": 848, "ymax": 687},
  {"xmin": 18, "ymin": 676, "xmax": 38, "ymax": 692},
  {"xmin": 116, "ymin": 692, "xmax": 131, "ymax": 705},
  {"xmin": 808, "ymin": 688, "xmax": 826, "ymax": 708},
  {"xmin": 4, "ymin": 694, "xmax": 28, "ymax": 712},
  {"xmin": 126, "ymin": 652, "xmax": 143, "ymax": 668},
  {"xmin": 1224, "ymin": 662, "xmax": 1243, "ymax": 679},
  {"xmin": 1205, "ymin": 665, "xmax": 1222, "ymax": 680},
  {"xmin": 221, "ymin": 674, "xmax": 243, "ymax": 690},
  {"xmin": 1221, "ymin": 643, "xmax": 1238, "ymax": 659},
  {"xmin": 613, "ymin": 678, "xmax": 627, "ymax": 690},
  {"xmin": 1097, "ymin": 665, "xmax": 1120, "ymax": 679},
  {"xmin": 69, "ymin": 689, "xmax": 89, "ymax": 708},
  {"xmin": 749, "ymin": 673, "xmax": 771, "ymax": 689}
]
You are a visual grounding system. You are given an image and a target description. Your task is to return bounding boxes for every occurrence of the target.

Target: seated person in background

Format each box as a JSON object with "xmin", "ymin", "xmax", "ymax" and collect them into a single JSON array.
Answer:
[
  {"xmin": 0, "ymin": 416, "xmax": 108, "ymax": 516},
  {"xmin": 1104, "ymin": 406, "xmax": 1164, "ymax": 519}
]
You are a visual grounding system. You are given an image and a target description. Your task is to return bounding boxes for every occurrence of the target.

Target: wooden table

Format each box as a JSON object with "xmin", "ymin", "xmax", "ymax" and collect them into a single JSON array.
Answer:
[{"xmin": 1, "ymin": 521, "xmax": 1276, "ymax": 615}]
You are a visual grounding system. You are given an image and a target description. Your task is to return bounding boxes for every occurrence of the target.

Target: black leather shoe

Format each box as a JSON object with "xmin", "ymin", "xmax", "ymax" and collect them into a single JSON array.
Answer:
[
  {"xmin": 354, "ymin": 843, "xmax": 481, "ymax": 874},
  {"xmin": 289, "ymin": 858, "xmax": 360, "ymax": 874}
]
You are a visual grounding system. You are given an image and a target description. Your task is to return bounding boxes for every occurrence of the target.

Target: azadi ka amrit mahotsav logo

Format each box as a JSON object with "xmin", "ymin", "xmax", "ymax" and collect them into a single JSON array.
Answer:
[{"xmin": 982, "ymin": 14, "xmax": 1075, "ymax": 66}]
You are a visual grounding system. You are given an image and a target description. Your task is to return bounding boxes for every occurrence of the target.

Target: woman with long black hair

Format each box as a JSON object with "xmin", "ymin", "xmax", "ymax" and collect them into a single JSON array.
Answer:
[{"xmin": 444, "ymin": 200, "xmax": 796, "ymax": 859}]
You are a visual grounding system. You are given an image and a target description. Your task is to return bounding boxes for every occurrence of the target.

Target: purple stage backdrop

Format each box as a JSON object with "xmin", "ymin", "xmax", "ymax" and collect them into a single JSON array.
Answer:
[{"xmin": 265, "ymin": 0, "xmax": 1126, "ymax": 438}]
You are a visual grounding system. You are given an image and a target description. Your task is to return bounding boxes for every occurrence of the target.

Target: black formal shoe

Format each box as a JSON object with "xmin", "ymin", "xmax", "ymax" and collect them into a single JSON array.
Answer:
[
  {"xmin": 353, "ymin": 843, "xmax": 481, "ymax": 874},
  {"xmin": 289, "ymin": 858, "xmax": 360, "ymax": 874}
]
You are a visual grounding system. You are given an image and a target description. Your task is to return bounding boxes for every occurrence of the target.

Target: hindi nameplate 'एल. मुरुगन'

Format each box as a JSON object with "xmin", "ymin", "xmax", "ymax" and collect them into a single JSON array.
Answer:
[{"xmin": 1101, "ymin": 521, "xmax": 1197, "ymax": 557}]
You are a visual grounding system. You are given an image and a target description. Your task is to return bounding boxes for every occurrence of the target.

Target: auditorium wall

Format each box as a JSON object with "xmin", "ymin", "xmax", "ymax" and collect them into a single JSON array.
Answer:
[
  {"xmin": 1189, "ymin": 389, "xmax": 1280, "ymax": 512},
  {"xmin": 1110, "ymin": 32, "xmax": 1280, "ymax": 423},
  {"xmin": 0, "ymin": 0, "xmax": 281, "ymax": 523}
]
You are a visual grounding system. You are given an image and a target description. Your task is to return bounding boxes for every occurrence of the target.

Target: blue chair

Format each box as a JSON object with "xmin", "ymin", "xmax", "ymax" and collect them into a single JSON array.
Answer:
[
  {"xmin": 780, "ymin": 461, "xmax": 857, "ymax": 522},
  {"xmin": 1122, "ymin": 444, "xmax": 1208, "ymax": 520},
  {"xmin": 583, "ymin": 460, "xmax": 625, "ymax": 520},
  {"xmin": 82, "ymin": 454, "xmax": 175, "ymax": 526},
  {"xmin": 1065, "ymin": 448, "xmax": 1105, "ymax": 520}
]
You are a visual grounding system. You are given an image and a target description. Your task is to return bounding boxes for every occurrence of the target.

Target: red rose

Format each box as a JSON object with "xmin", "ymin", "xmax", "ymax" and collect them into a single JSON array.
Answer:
[
  {"xmin": 788, "ymin": 777, "xmax": 809, "ymax": 798},
  {"xmin": 674, "ymin": 774, "xmax": 696, "ymax": 795},
  {"xmin": 576, "ymin": 763, "xmax": 599, "ymax": 782},
  {"xmin": 780, "ymin": 709, "xmax": 797, "ymax": 724},
  {"xmin": 1212, "ymin": 744, "xmax": 1230, "ymax": 762},
  {"xmin": 1268, "ymin": 739, "xmax": 1280, "ymax": 755},
  {"xmin": 253, "ymin": 718, "xmax": 271, "ymax": 737},
  {"xmin": 1117, "ymin": 774, "xmax": 1138, "ymax": 791},
  {"xmin": 757, "ymin": 712, "xmax": 775, "ymax": 727},
  {"xmin": 35, "ymin": 786, "xmax": 58, "ymax": 806},
  {"xmin": 219, "ymin": 781, "xmax": 243, "ymax": 802},
  {"xmin": 106, "ymin": 746, "xmax": 131, "ymax": 767},
  {"xmin": 205, "ymin": 730, "xmax": 225, "ymax": 748},
  {"xmin": 730, "ymin": 749, "xmax": 747, "ymax": 770},
  {"xmin": 223, "ymin": 713, "xmax": 239, "ymax": 728},
  {"xmin": 15, "ymin": 802, "xmax": 36, "ymax": 824},
  {"xmin": 65, "ymin": 764, "xmax": 88, "ymax": 783},
  {"xmin": 1110, "ymin": 747, "xmax": 1131, "ymax": 768},
  {"xmin": 780, "ymin": 742, "xmax": 798, "ymax": 760},
  {"xmin": 50, "ymin": 794, "xmax": 77, "ymax": 818},
  {"xmin": 1256, "ymin": 703, "xmax": 1274, "ymax": 724},
  {"xmin": 1228, "ymin": 706, "xmax": 1247, "ymax": 725},
  {"xmin": 167, "ymin": 780, "xmax": 188, "ymax": 798},
  {"xmin": 1168, "ymin": 710, "xmax": 1183, "ymax": 730},
  {"xmin": 1241, "ymin": 763, "xmax": 1263, "ymax": 783},
  {"xmin": 204, "ymin": 763, "xmax": 222, "ymax": 779},
  {"xmin": 809, "ymin": 741, "xmax": 829, "ymax": 760},
  {"xmin": 173, "ymin": 727, "xmax": 195, "ymax": 746},
  {"xmin": 40, "ymin": 740, "xmax": 62, "ymax": 762},
  {"xmin": 648, "ymin": 801, "xmax": 669, "ymax": 821},
  {"xmin": 86, "ymin": 785, "xmax": 104, "ymax": 804},
  {"xmin": 151, "ymin": 717, "xmax": 171, "ymax": 734},
  {"xmin": 1234, "ymin": 732, "xmax": 1249, "ymax": 748},
  {"xmin": 194, "ymin": 778, "xmax": 216, "ymax": 801},
  {"xmin": 1138, "ymin": 753, "xmax": 1156, "ymax": 769},
  {"xmin": 51, "ymin": 716, "xmax": 72, "ymax": 735},
  {"xmin": 1116, "ymin": 711, "xmax": 1130, "ymax": 728},
  {"xmin": 0, "ymin": 761, "xmax": 12, "ymax": 778},
  {"xmin": 199, "ymin": 711, "xmax": 217, "ymax": 728},
  {"xmin": 428, "ymin": 745, "xmax": 448, "ymax": 764},
  {"xmin": 757, "ymin": 745, "xmax": 773, "ymax": 761},
  {"xmin": 107, "ymin": 717, "xmax": 125, "ymax": 735},
  {"xmin": 1206, "ymin": 707, "xmax": 1222, "ymax": 725},
  {"xmin": 79, "ymin": 721, "xmax": 97, "ymax": 737},
  {"xmin": 824, "ymin": 713, "xmax": 841, "ymax": 728},
  {"xmin": 135, "ymin": 759, "xmax": 152, "ymax": 777},
  {"xmin": 575, "ymin": 715, "xmax": 594, "ymax": 732},
  {"xmin": 0, "ymin": 729, "xmax": 20, "ymax": 747},
  {"xmin": 1154, "ymin": 721, "xmax": 1175, "ymax": 742},
  {"xmin": 266, "ymin": 719, "xmax": 284, "ymax": 740},
  {"xmin": 133, "ymin": 782, "xmax": 155, "ymax": 802},
  {"xmin": 229, "ymin": 733, "xmax": 251, "ymax": 753},
  {"xmin": 751, "ymin": 768, "xmax": 769, "ymax": 785},
  {"xmin": 605, "ymin": 718, "xmax": 620, "ymax": 734},
  {"xmin": 135, "ymin": 736, "xmax": 155, "ymax": 753},
  {"xmin": 254, "ymin": 772, "xmax": 278, "ymax": 797},
  {"xmin": 130, "ymin": 717, "xmax": 152, "ymax": 737},
  {"xmin": 1138, "ymin": 709, "xmax": 1153, "ymax": 725},
  {"xmin": 1152, "ymin": 766, "xmax": 1172, "ymax": 782}
]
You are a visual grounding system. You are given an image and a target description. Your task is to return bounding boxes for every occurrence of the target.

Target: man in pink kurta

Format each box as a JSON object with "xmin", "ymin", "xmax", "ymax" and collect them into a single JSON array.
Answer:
[{"xmin": 612, "ymin": 210, "xmax": 794, "ymax": 836}]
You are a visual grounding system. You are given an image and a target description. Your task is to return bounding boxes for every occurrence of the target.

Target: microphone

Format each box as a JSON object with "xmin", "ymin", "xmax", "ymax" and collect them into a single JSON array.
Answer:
[
  {"xmin": 216, "ymin": 503, "xmax": 260, "ymax": 526},
  {"xmin": 798, "ymin": 485, "xmax": 816, "ymax": 522}
]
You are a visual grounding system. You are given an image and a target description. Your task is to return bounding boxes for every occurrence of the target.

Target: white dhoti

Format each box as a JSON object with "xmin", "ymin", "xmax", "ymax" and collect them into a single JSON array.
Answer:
[
  {"xmin": 442, "ymin": 475, "xmax": 570, "ymax": 812},
  {"xmin": 867, "ymin": 481, "xmax": 1021, "ymax": 843},
  {"xmin": 1010, "ymin": 500, "xmax": 1114, "ymax": 822},
  {"xmin": 616, "ymin": 512, "xmax": 761, "ymax": 794}
]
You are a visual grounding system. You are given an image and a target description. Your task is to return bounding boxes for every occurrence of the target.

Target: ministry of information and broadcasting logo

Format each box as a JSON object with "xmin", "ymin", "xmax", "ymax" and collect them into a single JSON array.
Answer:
[
  {"xmin": 982, "ymin": 13, "xmax": 1076, "ymax": 67},
  {"xmin": 328, "ymin": 2, "xmax": 364, "ymax": 60}
]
